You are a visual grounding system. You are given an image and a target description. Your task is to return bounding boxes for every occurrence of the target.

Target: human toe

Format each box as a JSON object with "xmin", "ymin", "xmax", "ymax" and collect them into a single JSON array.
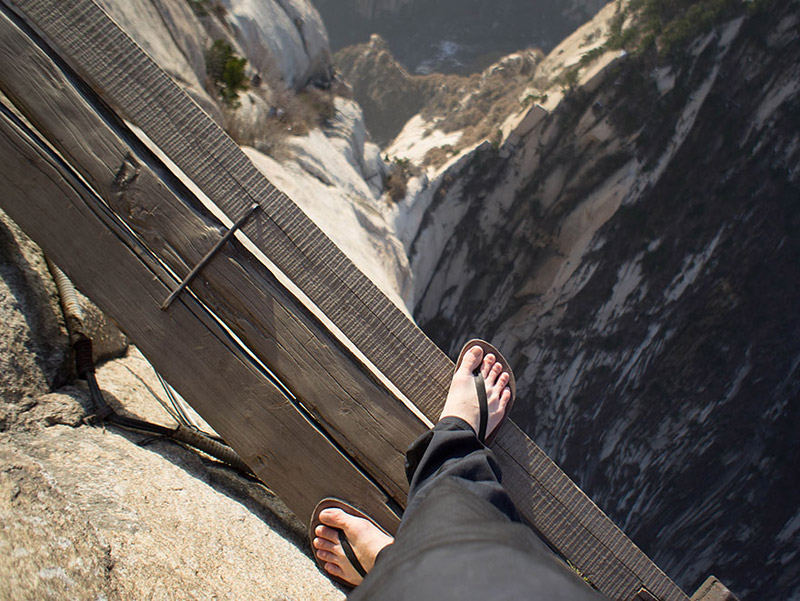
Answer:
[
  {"xmin": 315, "ymin": 524, "xmax": 340, "ymax": 543},
  {"xmin": 460, "ymin": 345, "xmax": 484, "ymax": 375},
  {"xmin": 495, "ymin": 371, "xmax": 510, "ymax": 392},
  {"xmin": 319, "ymin": 507, "xmax": 350, "ymax": 529},
  {"xmin": 487, "ymin": 362, "xmax": 503, "ymax": 385},
  {"xmin": 315, "ymin": 548, "xmax": 339, "ymax": 563},
  {"xmin": 313, "ymin": 537, "xmax": 338, "ymax": 553},
  {"xmin": 324, "ymin": 562, "xmax": 346, "ymax": 579},
  {"xmin": 480, "ymin": 353, "xmax": 496, "ymax": 378}
]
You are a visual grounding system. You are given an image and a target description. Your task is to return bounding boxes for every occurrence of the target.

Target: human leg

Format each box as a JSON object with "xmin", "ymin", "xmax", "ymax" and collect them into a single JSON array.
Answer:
[
  {"xmin": 312, "ymin": 343, "xmax": 605, "ymax": 599},
  {"xmin": 402, "ymin": 343, "xmax": 517, "ymax": 523},
  {"xmin": 350, "ymin": 343, "xmax": 603, "ymax": 599},
  {"xmin": 310, "ymin": 343, "xmax": 513, "ymax": 587}
]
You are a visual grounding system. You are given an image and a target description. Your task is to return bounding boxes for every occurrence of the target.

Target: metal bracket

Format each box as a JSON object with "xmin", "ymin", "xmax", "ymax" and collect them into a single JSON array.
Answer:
[{"xmin": 161, "ymin": 203, "xmax": 260, "ymax": 310}]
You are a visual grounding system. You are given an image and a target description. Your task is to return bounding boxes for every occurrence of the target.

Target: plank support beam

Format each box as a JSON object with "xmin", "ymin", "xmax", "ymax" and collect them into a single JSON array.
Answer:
[{"xmin": 161, "ymin": 203, "xmax": 260, "ymax": 310}]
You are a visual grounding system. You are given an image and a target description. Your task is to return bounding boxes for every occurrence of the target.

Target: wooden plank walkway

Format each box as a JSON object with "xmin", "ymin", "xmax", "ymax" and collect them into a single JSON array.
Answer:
[{"xmin": 0, "ymin": 1, "xmax": 700, "ymax": 599}]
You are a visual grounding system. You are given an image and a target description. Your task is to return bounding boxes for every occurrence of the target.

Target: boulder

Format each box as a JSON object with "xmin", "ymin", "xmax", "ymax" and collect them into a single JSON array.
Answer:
[
  {"xmin": 0, "ymin": 401, "xmax": 344, "ymax": 600},
  {"xmin": 0, "ymin": 208, "xmax": 69, "ymax": 406}
]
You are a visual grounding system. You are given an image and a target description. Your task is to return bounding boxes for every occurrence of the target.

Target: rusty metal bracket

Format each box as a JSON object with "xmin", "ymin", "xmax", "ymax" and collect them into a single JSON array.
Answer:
[{"xmin": 161, "ymin": 203, "xmax": 260, "ymax": 310}]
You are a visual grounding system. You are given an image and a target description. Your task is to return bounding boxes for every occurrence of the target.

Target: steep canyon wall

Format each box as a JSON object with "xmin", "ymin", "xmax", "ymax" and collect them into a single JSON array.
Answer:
[{"xmin": 409, "ymin": 6, "xmax": 799, "ymax": 600}]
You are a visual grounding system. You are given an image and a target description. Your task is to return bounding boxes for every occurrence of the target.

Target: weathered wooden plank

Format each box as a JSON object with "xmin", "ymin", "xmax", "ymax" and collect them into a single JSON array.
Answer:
[
  {"xmin": 4, "ymin": 0, "xmax": 456, "ymax": 415},
  {"xmin": 0, "ymin": 99, "xmax": 401, "ymax": 533},
  {"xmin": 0, "ymin": 7, "xmax": 425, "ymax": 506},
  {"xmin": 690, "ymin": 577, "xmax": 739, "ymax": 601}
]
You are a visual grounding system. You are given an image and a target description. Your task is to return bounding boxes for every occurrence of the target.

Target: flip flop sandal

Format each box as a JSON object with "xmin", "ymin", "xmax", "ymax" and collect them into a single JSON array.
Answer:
[
  {"xmin": 309, "ymin": 498, "xmax": 389, "ymax": 588},
  {"xmin": 455, "ymin": 339, "xmax": 517, "ymax": 445}
]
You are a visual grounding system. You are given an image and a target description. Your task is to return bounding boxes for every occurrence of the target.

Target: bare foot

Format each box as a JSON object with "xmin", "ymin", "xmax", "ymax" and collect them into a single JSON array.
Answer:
[
  {"xmin": 439, "ymin": 345, "xmax": 512, "ymax": 440},
  {"xmin": 313, "ymin": 507, "xmax": 394, "ymax": 586}
]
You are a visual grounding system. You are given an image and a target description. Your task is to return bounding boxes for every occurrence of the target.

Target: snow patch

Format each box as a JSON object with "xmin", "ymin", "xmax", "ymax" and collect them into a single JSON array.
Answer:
[
  {"xmin": 553, "ymin": 350, "xmax": 586, "ymax": 407},
  {"xmin": 655, "ymin": 66, "xmax": 676, "ymax": 96},
  {"xmin": 595, "ymin": 254, "xmax": 646, "ymax": 330},
  {"xmin": 754, "ymin": 75, "xmax": 800, "ymax": 132},
  {"xmin": 665, "ymin": 229, "xmax": 723, "ymax": 302},
  {"xmin": 777, "ymin": 509, "xmax": 800, "ymax": 543},
  {"xmin": 386, "ymin": 115, "xmax": 463, "ymax": 167},
  {"xmin": 600, "ymin": 413, "xmax": 633, "ymax": 462},
  {"xmin": 616, "ymin": 323, "xmax": 662, "ymax": 388},
  {"xmin": 722, "ymin": 350, "xmax": 752, "ymax": 405}
]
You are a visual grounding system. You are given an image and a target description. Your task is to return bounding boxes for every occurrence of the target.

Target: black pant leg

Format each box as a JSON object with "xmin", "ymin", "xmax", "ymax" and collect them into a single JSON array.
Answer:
[
  {"xmin": 349, "ymin": 418, "xmax": 607, "ymax": 601},
  {"xmin": 403, "ymin": 416, "xmax": 520, "ymax": 525}
]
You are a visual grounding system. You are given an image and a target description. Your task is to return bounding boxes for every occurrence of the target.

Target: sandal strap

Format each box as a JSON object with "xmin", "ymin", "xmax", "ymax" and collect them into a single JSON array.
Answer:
[
  {"xmin": 474, "ymin": 373, "xmax": 488, "ymax": 443},
  {"xmin": 337, "ymin": 528, "xmax": 367, "ymax": 578}
]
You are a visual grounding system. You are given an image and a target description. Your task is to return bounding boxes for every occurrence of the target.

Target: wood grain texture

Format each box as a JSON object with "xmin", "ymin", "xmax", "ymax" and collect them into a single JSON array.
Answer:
[
  {"xmin": 0, "ymin": 1, "xmax": 692, "ymax": 598},
  {"xmin": 6, "ymin": 0, "xmax": 456, "ymax": 419},
  {"xmin": 0, "ymin": 102, "xmax": 401, "ymax": 533},
  {"xmin": 0, "ymin": 8, "xmax": 425, "ymax": 507}
]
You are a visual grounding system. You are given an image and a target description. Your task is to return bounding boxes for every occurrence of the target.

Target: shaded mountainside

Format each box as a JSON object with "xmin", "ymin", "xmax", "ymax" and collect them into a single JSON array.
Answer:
[
  {"xmin": 408, "ymin": 4, "xmax": 799, "ymax": 600},
  {"xmin": 313, "ymin": 0, "xmax": 605, "ymax": 74}
]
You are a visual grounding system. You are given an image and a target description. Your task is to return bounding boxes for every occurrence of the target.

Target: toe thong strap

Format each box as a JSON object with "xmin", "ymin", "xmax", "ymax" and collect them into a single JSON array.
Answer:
[
  {"xmin": 337, "ymin": 528, "xmax": 367, "ymax": 578},
  {"xmin": 474, "ymin": 373, "xmax": 488, "ymax": 443}
]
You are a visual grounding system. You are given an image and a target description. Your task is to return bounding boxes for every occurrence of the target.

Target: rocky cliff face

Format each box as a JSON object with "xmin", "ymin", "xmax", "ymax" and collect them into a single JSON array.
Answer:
[
  {"xmin": 5, "ymin": 0, "xmax": 798, "ymax": 599},
  {"xmin": 394, "ymin": 2, "xmax": 799, "ymax": 599},
  {"xmin": 335, "ymin": 34, "xmax": 542, "ymax": 148},
  {"xmin": 0, "ymin": 1, "xmax": 415, "ymax": 596},
  {"xmin": 317, "ymin": 0, "xmax": 603, "ymax": 20}
]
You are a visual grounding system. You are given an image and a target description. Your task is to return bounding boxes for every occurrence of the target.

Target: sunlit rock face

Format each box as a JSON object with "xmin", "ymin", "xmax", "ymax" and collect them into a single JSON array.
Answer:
[
  {"xmin": 96, "ymin": 0, "xmax": 331, "ymax": 103},
  {"xmin": 317, "ymin": 0, "xmax": 602, "ymax": 20},
  {"xmin": 220, "ymin": 0, "xmax": 332, "ymax": 89},
  {"xmin": 335, "ymin": 33, "xmax": 543, "ymax": 148},
  {"xmin": 399, "ymin": 6, "xmax": 799, "ymax": 600},
  {"xmin": 94, "ymin": 0, "xmax": 333, "ymax": 144},
  {"xmin": 334, "ymin": 34, "xmax": 431, "ymax": 147},
  {"xmin": 243, "ymin": 97, "xmax": 414, "ymax": 311}
]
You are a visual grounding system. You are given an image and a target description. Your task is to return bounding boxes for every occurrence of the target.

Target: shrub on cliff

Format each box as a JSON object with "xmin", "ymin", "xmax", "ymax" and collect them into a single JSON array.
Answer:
[
  {"xmin": 607, "ymin": 0, "xmax": 775, "ymax": 56},
  {"xmin": 384, "ymin": 157, "xmax": 416, "ymax": 202},
  {"xmin": 205, "ymin": 40, "xmax": 249, "ymax": 108}
]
